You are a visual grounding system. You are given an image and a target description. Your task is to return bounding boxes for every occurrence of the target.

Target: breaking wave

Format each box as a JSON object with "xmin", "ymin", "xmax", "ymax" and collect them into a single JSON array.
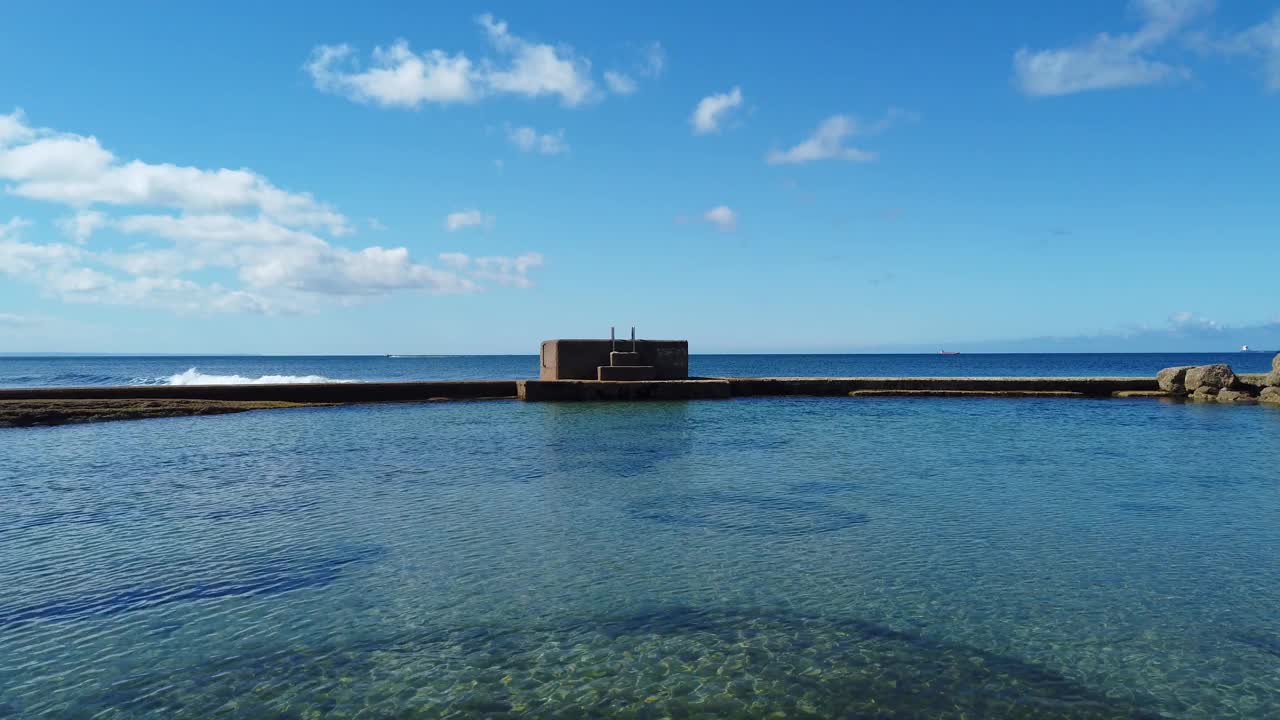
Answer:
[{"xmin": 164, "ymin": 368, "xmax": 351, "ymax": 386}]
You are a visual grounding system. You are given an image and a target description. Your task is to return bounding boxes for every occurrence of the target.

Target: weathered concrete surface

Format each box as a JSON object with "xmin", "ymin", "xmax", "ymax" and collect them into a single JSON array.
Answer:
[
  {"xmin": 725, "ymin": 377, "xmax": 1156, "ymax": 397},
  {"xmin": 597, "ymin": 365, "xmax": 657, "ymax": 381},
  {"xmin": 0, "ymin": 381, "xmax": 517, "ymax": 404},
  {"xmin": 518, "ymin": 379, "xmax": 731, "ymax": 401},
  {"xmin": 539, "ymin": 340, "xmax": 688, "ymax": 380},
  {"xmin": 516, "ymin": 376, "xmax": 1158, "ymax": 401},
  {"xmin": 0, "ymin": 398, "xmax": 315, "ymax": 428},
  {"xmin": 1, "ymin": 376, "xmax": 1172, "ymax": 412},
  {"xmin": 849, "ymin": 390, "xmax": 1089, "ymax": 398}
]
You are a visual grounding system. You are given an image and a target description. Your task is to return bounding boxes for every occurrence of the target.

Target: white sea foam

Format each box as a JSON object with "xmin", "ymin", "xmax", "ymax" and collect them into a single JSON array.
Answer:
[{"xmin": 164, "ymin": 368, "xmax": 351, "ymax": 386}]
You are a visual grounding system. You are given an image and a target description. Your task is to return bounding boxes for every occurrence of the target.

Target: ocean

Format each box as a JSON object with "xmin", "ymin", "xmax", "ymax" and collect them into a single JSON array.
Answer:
[
  {"xmin": 0, "ymin": 351, "xmax": 1276, "ymax": 387},
  {"xmin": 2, "ymin": 354, "xmax": 1279, "ymax": 718}
]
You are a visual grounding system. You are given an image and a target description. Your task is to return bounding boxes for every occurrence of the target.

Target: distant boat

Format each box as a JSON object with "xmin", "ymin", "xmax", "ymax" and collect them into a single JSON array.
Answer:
[
  {"xmin": 1242, "ymin": 345, "xmax": 1254, "ymax": 352},
  {"xmin": 938, "ymin": 350, "xmax": 960, "ymax": 356}
]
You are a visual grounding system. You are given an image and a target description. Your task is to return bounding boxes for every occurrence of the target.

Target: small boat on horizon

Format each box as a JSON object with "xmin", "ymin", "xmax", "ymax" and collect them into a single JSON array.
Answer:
[{"xmin": 938, "ymin": 350, "xmax": 960, "ymax": 355}]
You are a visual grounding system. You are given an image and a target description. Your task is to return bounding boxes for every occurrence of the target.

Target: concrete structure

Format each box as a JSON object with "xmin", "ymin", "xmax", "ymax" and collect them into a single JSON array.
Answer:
[
  {"xmin": 519, "ymin": 379, "xmax": 731, "ymax": 402},
  {"xmin": 0, "ymin": 376, "xmax": 1162, "ymax": 406},
  {"xmin": 539, "ymin": 338, "xmax": 688, "ymax": 380},
  {"xmin": 517, "ymin": 376, "xmax": 1157, "ymax": 402},
  {"xmin": 724, "ymin": 376, "xmax": 1156, "ymax": 397},
  {"xmin": 0, "ymin": 380, "xmax": 517, "ymax": 403}
]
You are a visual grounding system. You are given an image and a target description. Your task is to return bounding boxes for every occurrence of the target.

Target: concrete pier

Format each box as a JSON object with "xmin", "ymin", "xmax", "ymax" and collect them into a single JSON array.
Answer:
[
  {"xmin": 518, "ymin": 379, "xmax": 732, "ymax": 401},
  {"xmin": 0, "ymin": 376, "xmax": 1161, "ymax": 406},
  {"xmin": 1, "ymin": 376, "xmax": 1178, "ymax": 427},
  {"xmin": 722, "ymin": 376, "xmax": 1157, "ymax": 398},
  {"xmin": 0, "ymin": 380, "xmax": 517, "ymax": 403}
]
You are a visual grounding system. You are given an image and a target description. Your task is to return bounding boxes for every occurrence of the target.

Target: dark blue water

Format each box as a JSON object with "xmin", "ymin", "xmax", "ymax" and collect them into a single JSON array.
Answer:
[
  {"xmin": 3, "ymin": 396, "xmax": 1280, "ymax": 718},
  {"xmin": 0, "ymin": 352, "xmax": 1274, "ymax": 387}
]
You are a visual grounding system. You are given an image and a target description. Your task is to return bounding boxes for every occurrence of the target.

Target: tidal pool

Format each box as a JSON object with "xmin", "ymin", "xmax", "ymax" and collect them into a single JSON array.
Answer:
[{"xmin": 2, "ymin": 397, "xmax": 1279, "ymax": 718}]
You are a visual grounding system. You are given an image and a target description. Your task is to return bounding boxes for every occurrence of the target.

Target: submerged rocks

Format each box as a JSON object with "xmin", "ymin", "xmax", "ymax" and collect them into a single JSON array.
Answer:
[
  {"xmin": 1156, "ymin": 366, "xmax": 1194, "ymax": 393},
  {"xmin": 1184, "ymin": 364, "xmax": 1237, "ymax": 393}
]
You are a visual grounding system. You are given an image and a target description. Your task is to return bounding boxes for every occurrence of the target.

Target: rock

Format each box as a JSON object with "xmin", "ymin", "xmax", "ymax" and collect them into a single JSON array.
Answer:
[
  {"xmin": 1261, "ymin": 387, "xmax": 1280, "ymax": 405},
  {"xmin": 1156, "ymin": 366, "xmax": 1194, "ymax": 394},
  {"xmin": 1190, "ymin": 387, "xmax": 1219, "ymax": 402},
  {"xmin": 1267, "ymin": 354, "xmax": 1280, "ymax": 387},
  {"xmin": 1216, "ymin": 388, "xmax": 1256, "ymax": 403},
  {"xmin": 1184, "ymin": 364, "xmax": 1236, "ymax": 393},
  {"xmin": 1236, "ymin": 374, "xmax": 1268, "ymax": 392}
]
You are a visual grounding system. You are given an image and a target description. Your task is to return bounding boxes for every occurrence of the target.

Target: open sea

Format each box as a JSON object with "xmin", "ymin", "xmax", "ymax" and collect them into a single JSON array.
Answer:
[
  {"xmin": 0, "ymin": 352, "xmax": 1276, "ymax": 387},
  {"xmin": 3, "ymin": 354, "xmax": 1280, "ymax": 718}
]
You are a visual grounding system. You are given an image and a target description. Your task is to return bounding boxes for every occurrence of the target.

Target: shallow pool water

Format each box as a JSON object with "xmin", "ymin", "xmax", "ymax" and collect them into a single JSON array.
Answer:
[{"xmin": 3, "ymin": 397, "xmax": 1279, "ymax": 718}]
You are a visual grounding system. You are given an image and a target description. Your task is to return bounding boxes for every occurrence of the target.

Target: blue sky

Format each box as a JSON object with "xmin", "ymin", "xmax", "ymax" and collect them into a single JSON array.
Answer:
[{"xmin": 0, "ymin": 0, "xmax": 1277, "ymax": 353}]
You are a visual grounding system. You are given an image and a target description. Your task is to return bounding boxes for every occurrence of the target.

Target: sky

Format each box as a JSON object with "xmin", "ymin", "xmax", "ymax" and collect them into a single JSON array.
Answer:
[{"xmin": 1, "ymin": 0, "xmax": 1278, "ymax": 354}]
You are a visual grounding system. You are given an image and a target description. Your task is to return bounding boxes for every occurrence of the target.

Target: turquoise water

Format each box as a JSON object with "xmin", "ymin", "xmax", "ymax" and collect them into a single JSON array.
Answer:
[{"xmin": 3, "ymin": 397, "xmax": 1280, "ymax": 718}]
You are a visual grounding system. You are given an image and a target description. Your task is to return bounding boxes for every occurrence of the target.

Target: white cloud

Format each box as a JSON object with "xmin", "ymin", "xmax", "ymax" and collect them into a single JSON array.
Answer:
[
  {"xmin": 57, "ymin": 210, "xmax": 107, "ymax": 243},
  {"xmin": 1013, "ymin": 0, "xmax": 1212, "ymax": 96},
  {"xmin": 0, "ymin": 312, "xmax": 33, "ymax": 327},
  {"xmin": 438, "ymin": 252, "xmax": 471, "ymax": 269},
  {"xmin": 477, "ymin": 14, "xmax": 595, "ymax": 106},
  {"xmin": 308, "ymin": 15, "xmax": 596, "ymax": 108},
  {"xmin": 445, "ymin": 209, "xmax": 495, "ymax": 231},
  {"xmin": 0, "ymin": 217, "xmax": 83, "ymax": 277},
  {"xmin": 305, "ymin": 42, "xmax": 478, "ymax": 108},
  {"xmin": 642, "ymin": 42, "xmax": 666, "ymax": 77},
  {"xmin": 0, "ymin": 110, "xmax": 35, "ymax": 148},
  {"xmin": 703, "ymin": 205, "xmax": 737, "ymax": 232},
  {"xmin": 0, "ymin": 114, "xmax": 545, "ymax": 314},
  {"xmin": 469, "ymin": 252, "xmax": 545, "ymax": 288},
  {"xmin": 507, "ymin": 125, "xmax": 568, "ymax": 155},
  {"xmin": 691, "ymin": 87, "xmax": 743, "ymax": 134},
  {"xmin": 1215, "ymin": 10, "xmax": 1280, "ymax": 92},
  {"xmin": 1169, "ymin": 310, "xmax": 1221, "ymax": 331},
  {"xmin": 604, "ymin": 42, "xmax": 665, "ymax": 96},
  {"xmin": 766, "ymin": 115, "xmax": 880, "ymax": 165},
  {"xmin": 0, "ymin": 216, "xmax": 30, "ymax": 239},
  {"xmin": 0, "ymin": 116, "xmax": 348, "ymax": 233},
  {"xmin": 604, "ymin": 71, "xmax": 638, "ymax": 95}
]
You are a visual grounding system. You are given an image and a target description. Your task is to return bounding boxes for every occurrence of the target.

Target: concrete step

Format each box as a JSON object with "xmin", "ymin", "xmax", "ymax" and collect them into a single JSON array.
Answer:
[
  {"xmin": 609, "ymin": 351, "xmax": 642, "ymax": 367},
  {"xmin": 597, "ymin": 365, "xmax": 657, "ymax": 381}
]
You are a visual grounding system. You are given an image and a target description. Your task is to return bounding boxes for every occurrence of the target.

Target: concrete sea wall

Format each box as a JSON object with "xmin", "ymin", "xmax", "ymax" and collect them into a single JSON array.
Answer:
[
  {"xmin": 10, "ymin": 374, "xmax": 1273, "ymax": 427},
  {"xmin": 0, "ymin": 376, "xmax": 1160, "ymax": 405},
  {"xmin": 0, "ymin": 381, "xmax": 518, "ymax": 403}
]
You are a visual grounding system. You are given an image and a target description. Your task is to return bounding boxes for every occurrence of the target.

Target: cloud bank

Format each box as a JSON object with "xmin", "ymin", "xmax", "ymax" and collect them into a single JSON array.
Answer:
[{"xmin": 0, "ymin": 111, "xmax": 543, "ymax": 314}]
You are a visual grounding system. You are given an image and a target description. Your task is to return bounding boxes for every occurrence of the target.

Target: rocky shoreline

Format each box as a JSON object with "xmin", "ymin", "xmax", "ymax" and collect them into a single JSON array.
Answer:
[{"xmin": 1156, "ymin": 353, "xmax": 1280, "ymax": 404}]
